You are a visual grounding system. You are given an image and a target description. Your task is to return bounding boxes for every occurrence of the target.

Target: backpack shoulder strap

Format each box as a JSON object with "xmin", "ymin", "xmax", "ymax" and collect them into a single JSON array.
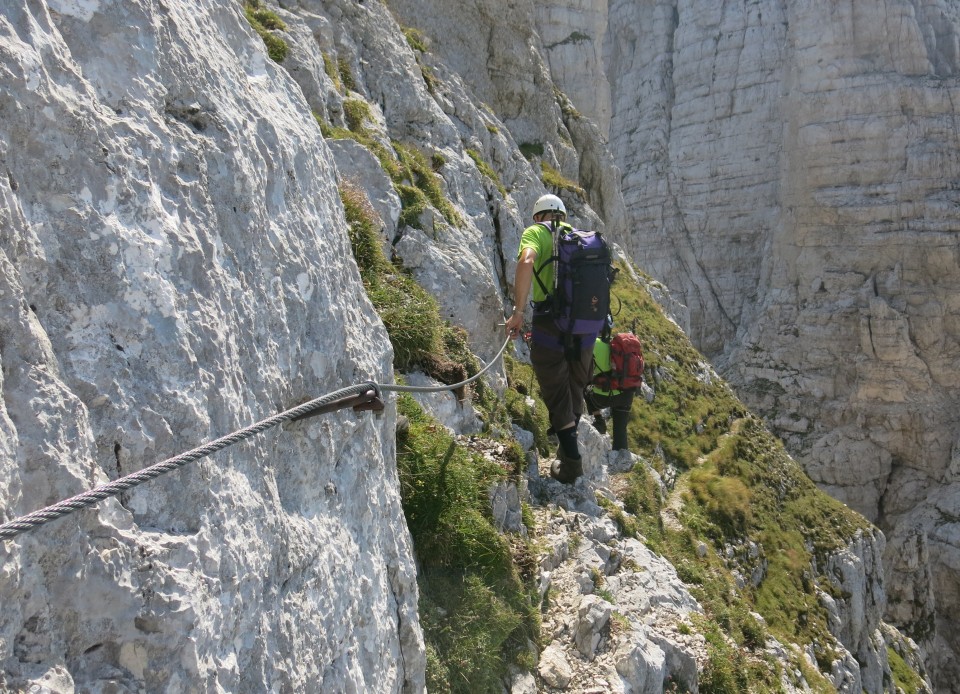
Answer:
[{"xmin": 531, "ymin": 263, "xmax": 551, "ymax": 297}]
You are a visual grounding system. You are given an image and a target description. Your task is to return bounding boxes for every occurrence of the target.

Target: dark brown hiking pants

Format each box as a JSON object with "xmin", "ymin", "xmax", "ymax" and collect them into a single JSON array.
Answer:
[{"xmin": 530, "ymin": 320, "xmax": 595, "ymax": 433}]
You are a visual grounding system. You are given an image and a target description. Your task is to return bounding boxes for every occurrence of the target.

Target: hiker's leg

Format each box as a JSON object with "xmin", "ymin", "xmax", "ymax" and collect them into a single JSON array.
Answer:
[
  {"xmin": 567, "ymin": 338, "xmax": 594, "ymax": 424},
  {"xmin": 610, "ymin": 391, "xmax": 634, "ymax": 451},
  {"xmin": 530, "ymin": 343, "xmax": 576, "ymax": 433},
  {"xmin": 531, "ymin": 341, "xmax": 585, "ymax": 482},
  {"xmin": 586, "ymin": 391, "xmax": 609, "ymax": 434}
]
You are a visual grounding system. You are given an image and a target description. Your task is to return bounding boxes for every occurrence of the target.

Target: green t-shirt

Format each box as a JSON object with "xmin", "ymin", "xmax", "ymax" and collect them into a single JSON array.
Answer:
[
  {"xmin": 592, "ymin": 338, "xmax": 620, "ymax": 396},
  {"xmin": 518, "ymin": 221, "xmax": 572, "ymax": 303},
  {"xmin": 593, "ymin": 338, "xmax": 612, "ymax": 373}
]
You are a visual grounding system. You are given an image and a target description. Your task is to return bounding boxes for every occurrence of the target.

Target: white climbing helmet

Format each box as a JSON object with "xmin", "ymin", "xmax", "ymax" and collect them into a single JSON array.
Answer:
[{"xmin": 532, "ymin": 193, "xmax": 566, "ymax": 219}]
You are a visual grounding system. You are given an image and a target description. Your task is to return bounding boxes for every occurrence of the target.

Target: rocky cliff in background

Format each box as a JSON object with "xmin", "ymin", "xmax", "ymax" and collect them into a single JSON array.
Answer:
[
  {"xmin": 513, "ymin": 0, "xmax": 960, "ymax": 688},
  {"xmin": 0, "ymin": 0, "xmax": 945, "ymax": 691}
]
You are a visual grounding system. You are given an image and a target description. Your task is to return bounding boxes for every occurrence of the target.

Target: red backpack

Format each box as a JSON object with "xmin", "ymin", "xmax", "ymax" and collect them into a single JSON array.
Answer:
[{"xmin": 593, "ymin": 332, "xmax": 644, "ymax": 391}]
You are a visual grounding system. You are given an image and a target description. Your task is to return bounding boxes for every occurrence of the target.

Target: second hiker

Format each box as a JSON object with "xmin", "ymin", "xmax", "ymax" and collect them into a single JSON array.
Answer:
[{"xmin": 586, "ymin": 322, "xmax": 644, "ymax": 453}]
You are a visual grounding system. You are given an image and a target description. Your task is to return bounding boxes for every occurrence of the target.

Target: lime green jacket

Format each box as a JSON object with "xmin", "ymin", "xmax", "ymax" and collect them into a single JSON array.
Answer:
[{"xmin": 591, "ymin": 339, "xmax": 621, "ymax": 396}]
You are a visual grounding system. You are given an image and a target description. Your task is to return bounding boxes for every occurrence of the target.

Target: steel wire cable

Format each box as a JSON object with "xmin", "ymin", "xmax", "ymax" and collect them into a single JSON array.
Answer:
[
  {"xmin": 0, "ymin": 382, "xmax": 377, "ymax": 540},
  {"xmin": 0, "ymin": 335, "xmax": 514, "ymax": 541},
  {"xmin": 377, "ymin": 336, "xmax": 511, "ymax": 393}
]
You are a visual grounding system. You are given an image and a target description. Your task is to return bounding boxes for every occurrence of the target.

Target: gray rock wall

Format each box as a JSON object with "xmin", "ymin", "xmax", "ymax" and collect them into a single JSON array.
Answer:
[
  {"xmin": 548, "ymin": 1, "xmax": 960, "ymax": 686},
  {"xmin": 482, "ymin": 0, "xmax": 960, "ymax": 686},
  {"xmin": 0, "ymin": 0, "xmax": 942, "ymax": 690},
  {"xmin": 0, "ymin": 2, "xmax": 422, "ymax": 691}
]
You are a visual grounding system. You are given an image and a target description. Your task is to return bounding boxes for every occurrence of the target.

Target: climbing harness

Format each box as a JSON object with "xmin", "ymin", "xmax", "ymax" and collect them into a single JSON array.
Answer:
[{"xmin": 0, "ymin": 335, "xmax": 512, "ymax": 541}]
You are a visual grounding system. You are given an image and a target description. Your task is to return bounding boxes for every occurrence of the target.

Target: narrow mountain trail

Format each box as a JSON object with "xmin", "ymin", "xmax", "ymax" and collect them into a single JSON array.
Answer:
[{"xmin": 521, "ymin": 455, "xmax": 709, "ymax": 693}]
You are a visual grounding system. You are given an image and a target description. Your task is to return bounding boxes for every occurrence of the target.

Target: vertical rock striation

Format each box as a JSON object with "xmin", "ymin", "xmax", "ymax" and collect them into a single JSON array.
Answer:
[
  {"xmin": 0, "ymin": 2, "xmax": 423, "ymax": 691},
  {"xmin": 0, "ymin": 0, "xmax": 943, "ymax": 690},
  {"xmin": 582, "ymin": 0, "xmax": 960, "ymax": 685}
]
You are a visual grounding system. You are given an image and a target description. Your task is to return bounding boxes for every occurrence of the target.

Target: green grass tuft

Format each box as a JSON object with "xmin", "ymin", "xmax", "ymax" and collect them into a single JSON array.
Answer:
[
  {"xmin": 399, "ymin": 28, "xmax": 440, "ymax": 93},
  {"xmin": 467, "ymin": 149, "xmax": 506, "ymax": 197},
  {"xmin": 398, "ymin": 395, "xmax": 540, "ymax": 693},
  {"xmin": 403, "ymin": 26, "xmax": 429, "ymax": 53},
  {"xmin": 243, "ymin": 1, "xmax": 288, "ymax": 63},
  {"xmin": 503, "ymin": 357, "xmax": 551, "ymax": 455},
  {"xmin": 322, "ymin": 53, "xmax": 342, "ymax": 92},
  {"xmin": 343, "ymin": 98, "xmax": 372, "ymax": 133},
  {"xmin": 340, "ymin": 181, "xmax": 441, "ymax": 372},
  {"xmin": 621, "ymin": 463, "xmax": 664, "ymax": 541},
  {"xmin": 688, "ymin": 464, "xmax": 752, "ymax": 537},
  {"xmin": 519, "ymin": 142, "xmax": 544, "ymax": 160},
  {"xmin": 554, "ymin": 87, "xmax": 583, "ymax": 119},
  {"xmin": 887, "ymin": 645, "xmax": 924, "ymax": 694},
  {"xmin": 698, "ymin": 629, "xmax": 750, "ymax": 694},
  {"xmin": 540, "ymin": 160, "xmax": 584, "ymax": 198},
  {"xmin": 326, "ymin": 105, "xmax": 461, "ymax": 230},
  {"xmin": 394, "ymin": 142, "xmax": 461, "ymax": 228},
  {"xmin": 338, "ymin": 56, "xmax": 357, "ymax": 92}
]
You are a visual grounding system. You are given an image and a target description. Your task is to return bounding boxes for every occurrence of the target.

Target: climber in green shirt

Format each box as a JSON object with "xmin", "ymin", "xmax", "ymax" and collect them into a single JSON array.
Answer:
[{"xmin": 505, "ymin": 194, "xmax": 596, "ymax": 484}]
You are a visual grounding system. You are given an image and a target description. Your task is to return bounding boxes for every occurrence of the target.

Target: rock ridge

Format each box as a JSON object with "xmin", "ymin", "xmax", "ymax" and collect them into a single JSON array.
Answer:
[{"xmin": 0, "ymin": 0, "xmax": 940, "ymax": 691}]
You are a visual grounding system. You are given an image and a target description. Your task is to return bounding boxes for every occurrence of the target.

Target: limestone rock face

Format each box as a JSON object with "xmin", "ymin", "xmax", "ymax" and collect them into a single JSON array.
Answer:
[
  {"xmin": 548, "ymin": 0, "xmax": 960, "ymax": 685},
  {"xmin": 386, "ymin": 0, "xmax": 629, "ymax": 240},
  {"xmin": 0, "ymin": 2, "xmax": 423, "ymax": 691},
  {"xmin": 818, "ymin": 529, "xmax": 890, "ymax": 693},
  {"xmin": 0, "ymin": 0, "xmax": 942, "ymax": 691}
]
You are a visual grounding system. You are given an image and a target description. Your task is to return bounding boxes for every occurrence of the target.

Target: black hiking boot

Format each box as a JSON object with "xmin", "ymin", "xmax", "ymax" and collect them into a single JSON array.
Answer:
[
  {"xmin": 592, "ymin": 414, "xmax": 607, "ymax": 435},
  {"xmin": 550, "ymin": 447, "xmax": 583, "ymax": 484}
]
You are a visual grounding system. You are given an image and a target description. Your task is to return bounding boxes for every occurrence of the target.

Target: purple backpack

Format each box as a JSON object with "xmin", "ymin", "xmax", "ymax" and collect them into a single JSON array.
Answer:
[{"xmin": 533, "ymin": 224, "xmax": 612, "ymax": 336}]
